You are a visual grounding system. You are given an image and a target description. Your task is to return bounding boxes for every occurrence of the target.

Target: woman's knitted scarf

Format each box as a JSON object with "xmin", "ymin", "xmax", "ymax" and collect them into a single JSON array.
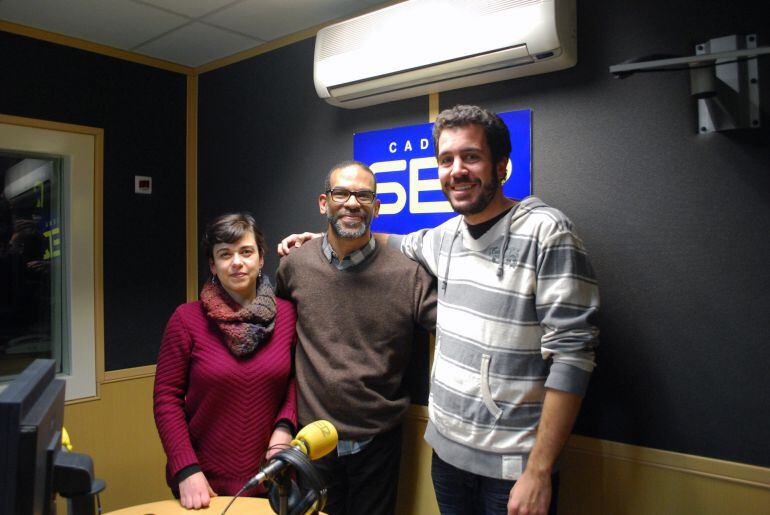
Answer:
[{"xmin": 200, "ymin": 274, "xmax": 276, "ymax": 357}]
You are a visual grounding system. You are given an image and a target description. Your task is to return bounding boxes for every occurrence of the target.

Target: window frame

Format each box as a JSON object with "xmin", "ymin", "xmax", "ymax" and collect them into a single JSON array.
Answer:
[{"xmin": 0, "ymin": 113, "xmax": 103, "ymax": 401}]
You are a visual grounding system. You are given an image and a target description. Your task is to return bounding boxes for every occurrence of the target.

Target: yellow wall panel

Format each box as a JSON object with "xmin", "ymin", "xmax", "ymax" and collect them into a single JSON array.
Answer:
[
  {"xmin": 397, "ymin": 409, "xmax": 439, "ymax": 514},
  {"xmin": 57, "ymin": 377, "xmax": 770, "ymax": 515},
  {"xmin": 61, "ymin": 376, "xmax": 169, "ymax": 512},
  {"xmin": 560, "ymin": 436, "xmax": 770, "ymax": 515}
]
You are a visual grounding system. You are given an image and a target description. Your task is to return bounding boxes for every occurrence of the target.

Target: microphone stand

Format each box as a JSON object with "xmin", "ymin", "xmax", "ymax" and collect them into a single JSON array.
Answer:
[{"xmin": 271, "ymin": 473, "xmax": 291, "ymax": 515}]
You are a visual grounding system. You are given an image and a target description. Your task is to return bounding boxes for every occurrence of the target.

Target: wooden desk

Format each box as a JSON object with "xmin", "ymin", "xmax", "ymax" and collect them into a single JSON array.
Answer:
[{"xmin": 104, "ymin": 496, "xmax": 275, "ymax": 515}]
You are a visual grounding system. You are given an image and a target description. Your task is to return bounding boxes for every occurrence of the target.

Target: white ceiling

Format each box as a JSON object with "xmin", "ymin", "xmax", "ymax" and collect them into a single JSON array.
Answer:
[{"xmin": 0, "ymin": 0, "xmax": 390, "ymax": 68}]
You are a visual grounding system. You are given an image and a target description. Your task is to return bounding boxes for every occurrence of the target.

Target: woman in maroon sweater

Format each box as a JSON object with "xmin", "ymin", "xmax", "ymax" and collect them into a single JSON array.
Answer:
[{"xmin": 153, "ymin": 213, "xmax": 297, "ymax": 509}]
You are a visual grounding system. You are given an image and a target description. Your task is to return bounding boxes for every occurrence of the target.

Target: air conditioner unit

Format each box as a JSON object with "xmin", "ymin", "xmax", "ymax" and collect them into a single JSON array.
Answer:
[{"xmin": 314, "ymin": 0, "xmax": 576, "ymax": 109}]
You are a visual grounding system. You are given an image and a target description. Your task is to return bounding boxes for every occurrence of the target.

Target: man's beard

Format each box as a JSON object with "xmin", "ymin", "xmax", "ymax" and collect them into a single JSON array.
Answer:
[
  {"xmin": 328, "ymin": 209, "xmax": 370, "ymax": 239},
  {"xmin": 444, "ymin": 171, "xmax": 500, "ymax": 215}
]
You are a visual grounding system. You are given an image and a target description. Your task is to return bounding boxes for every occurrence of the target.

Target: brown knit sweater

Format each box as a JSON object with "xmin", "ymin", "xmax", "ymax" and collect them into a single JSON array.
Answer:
[{"xmin": 276, "ymin": 238, "xmax": 436, "ymax": 439}]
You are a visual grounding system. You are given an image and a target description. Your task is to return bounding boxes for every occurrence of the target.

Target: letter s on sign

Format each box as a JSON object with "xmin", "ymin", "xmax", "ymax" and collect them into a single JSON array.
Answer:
[{"xmin": 370, "ymin": 160, "xmax": 407, "ymax": 215}]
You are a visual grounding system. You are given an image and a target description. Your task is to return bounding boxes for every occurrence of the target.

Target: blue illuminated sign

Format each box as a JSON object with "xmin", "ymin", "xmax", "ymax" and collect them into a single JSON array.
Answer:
[{"xmin": 353, "ymin": 110, "xmax": 531, "ymax": 234}]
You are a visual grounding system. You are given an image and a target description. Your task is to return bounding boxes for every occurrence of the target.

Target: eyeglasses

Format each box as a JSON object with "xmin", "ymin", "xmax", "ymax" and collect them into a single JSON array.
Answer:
[{"xmin": 326, "ymin": 188, "xmax": 376, "ymax": 204}]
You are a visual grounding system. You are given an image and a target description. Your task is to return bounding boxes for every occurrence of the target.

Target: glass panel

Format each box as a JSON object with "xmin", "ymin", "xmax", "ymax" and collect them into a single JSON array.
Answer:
[{"xmin": 0, "ymin": 150, "xmax": 65, "ymax": 380}]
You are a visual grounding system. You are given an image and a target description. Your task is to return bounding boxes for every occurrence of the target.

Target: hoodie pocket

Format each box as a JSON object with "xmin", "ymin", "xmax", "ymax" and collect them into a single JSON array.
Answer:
[{"xmin": 480, "ymin": 354, "xmax": 503, "ymax": 420}]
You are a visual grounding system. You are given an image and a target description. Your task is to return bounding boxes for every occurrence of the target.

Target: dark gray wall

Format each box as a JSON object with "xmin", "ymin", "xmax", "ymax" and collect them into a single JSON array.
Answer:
[
  {"xmin": 197, "ymin": 37, "xmax": 430, "ymax": 276},
  {"xmin": 198, "ymin": 0, "xmax": 770, "ymax": 467},
  {"xmin": 0, "ymin": 31, "xmax": 188, "ymax": 370}
]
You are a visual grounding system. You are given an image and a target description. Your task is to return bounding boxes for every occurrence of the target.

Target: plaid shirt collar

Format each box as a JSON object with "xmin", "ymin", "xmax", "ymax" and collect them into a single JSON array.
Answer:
[{"xmin": 322, "ymin": 233, "xmax": 376, "ymax": 270}]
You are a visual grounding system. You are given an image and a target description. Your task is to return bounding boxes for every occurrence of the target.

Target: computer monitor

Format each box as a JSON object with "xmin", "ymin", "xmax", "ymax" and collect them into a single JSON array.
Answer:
[
  {"xmin": 0, "ymin": 359, "xmax": 103, "ymax": 515},
  {"xmin": 0, "ymin": 359, "xmax": 64, "ymax": 515}
]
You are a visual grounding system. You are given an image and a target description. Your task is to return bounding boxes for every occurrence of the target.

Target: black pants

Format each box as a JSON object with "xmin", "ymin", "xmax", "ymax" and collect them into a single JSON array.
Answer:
[{"xmin": 309, "ymin": 425, "xmax": 403, "ymax": 515}]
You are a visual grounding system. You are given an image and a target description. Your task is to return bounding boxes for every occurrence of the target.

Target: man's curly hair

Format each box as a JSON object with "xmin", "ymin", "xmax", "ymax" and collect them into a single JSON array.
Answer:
[{"xmin": 432, "ymin": 105, "xmax": 511, "ymax": 166}]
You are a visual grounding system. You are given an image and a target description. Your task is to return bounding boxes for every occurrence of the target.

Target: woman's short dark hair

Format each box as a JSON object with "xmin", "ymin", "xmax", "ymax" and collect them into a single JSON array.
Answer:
[
  {"xmin": 432, "ymin": 105, "xmax": 511, "ymax": 167},
  {"xmin": 201, "ymin": 212, "xmax": 265, "ymax": 261}
]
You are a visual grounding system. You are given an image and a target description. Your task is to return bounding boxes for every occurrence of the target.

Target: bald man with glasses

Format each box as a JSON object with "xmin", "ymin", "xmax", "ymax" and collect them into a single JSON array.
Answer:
[{"xmin": 275, "ymin": 160, "xmax": 437, "ymax": 515}]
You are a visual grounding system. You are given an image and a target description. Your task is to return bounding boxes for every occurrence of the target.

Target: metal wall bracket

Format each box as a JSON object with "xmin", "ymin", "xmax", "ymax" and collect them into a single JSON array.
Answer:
[
  {"xmin": 609, "ymin": 34, "xmax": 766, "ymax": 134},
  {"xmin": 695, "ymin": 34, "xmax": 760, "ymax": 133}
]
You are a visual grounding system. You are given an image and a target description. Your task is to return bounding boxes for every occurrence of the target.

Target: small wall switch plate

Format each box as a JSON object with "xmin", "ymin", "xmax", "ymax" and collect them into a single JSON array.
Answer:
[{"xmin": 135, "ymin": 175, "xmax": 152, "ymax": 194}]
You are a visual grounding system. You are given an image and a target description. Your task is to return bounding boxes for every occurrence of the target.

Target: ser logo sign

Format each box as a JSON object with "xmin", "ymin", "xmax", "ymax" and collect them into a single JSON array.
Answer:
[{"xmin": 353, "ymin": 110, "xmax": 532, "ymax": 234}]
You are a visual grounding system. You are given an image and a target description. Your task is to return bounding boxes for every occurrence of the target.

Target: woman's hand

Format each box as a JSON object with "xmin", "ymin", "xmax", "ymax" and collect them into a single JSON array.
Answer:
[
  {"xmin": 179, "ymin": 471, "xmax": 217, "ymax": 509},
  {"xmin": 266, "ymin": 426, "xmax": 293, "ymax": 460}
]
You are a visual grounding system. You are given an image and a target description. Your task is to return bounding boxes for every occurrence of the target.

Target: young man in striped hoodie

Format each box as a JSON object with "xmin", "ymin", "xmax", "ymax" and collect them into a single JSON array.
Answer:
[{"xmin": 387, "ymin": 105, "xmax": 600, "ymax": 515}]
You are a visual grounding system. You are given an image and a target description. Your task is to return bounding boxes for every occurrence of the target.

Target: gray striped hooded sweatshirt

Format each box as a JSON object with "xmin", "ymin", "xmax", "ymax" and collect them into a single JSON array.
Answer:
[{"xmin": 390, "ymin": 196, "xmax": 599, "ymax": 480}]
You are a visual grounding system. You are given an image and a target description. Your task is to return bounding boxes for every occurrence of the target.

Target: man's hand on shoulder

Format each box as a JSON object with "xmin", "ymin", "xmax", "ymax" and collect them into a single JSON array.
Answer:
[{"xmin": 277, "ymin": 232, "xmax": 323, "ymax": 257}]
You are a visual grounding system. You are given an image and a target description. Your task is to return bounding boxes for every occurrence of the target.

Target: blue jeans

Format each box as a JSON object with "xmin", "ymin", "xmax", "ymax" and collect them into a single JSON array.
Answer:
[{"xmin": 431, "ymin": 452, "xmax": 560, "ymax": 515}]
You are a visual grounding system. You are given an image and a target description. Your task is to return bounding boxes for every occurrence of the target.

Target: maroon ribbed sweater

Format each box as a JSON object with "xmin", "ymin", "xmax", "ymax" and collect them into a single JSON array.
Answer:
[{"xmin": 153, "ymin": 298, "xmax": 297, "ymax": 496}]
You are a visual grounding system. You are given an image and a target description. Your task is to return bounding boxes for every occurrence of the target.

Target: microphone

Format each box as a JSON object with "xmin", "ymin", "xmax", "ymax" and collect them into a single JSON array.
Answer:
[{"xmin": 244, "ymin": 420, "xmax": 338, "ymax": 489}]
